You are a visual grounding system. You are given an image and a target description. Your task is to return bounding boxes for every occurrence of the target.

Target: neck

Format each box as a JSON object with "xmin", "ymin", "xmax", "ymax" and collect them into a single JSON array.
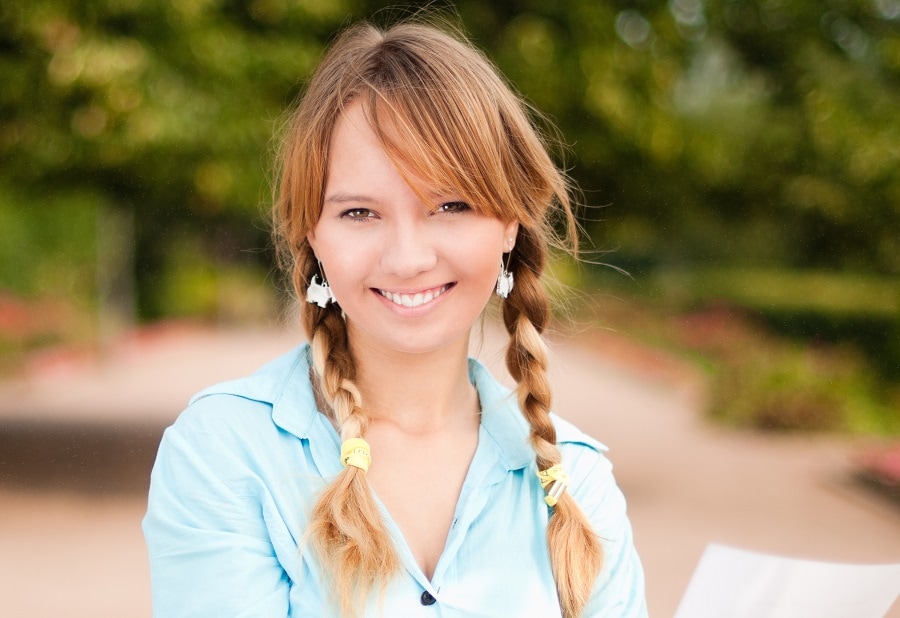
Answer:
[{"xmin": 348, "ymin": 332, "xmax": 478, "ymax": 435}]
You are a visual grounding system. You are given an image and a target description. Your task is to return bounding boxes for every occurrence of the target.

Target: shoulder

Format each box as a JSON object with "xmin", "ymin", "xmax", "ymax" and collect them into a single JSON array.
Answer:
[
  {"xmin": 468, "ymin": 357, "xmax": 612, "ymax": 474},
  {"xmin": 551, "ymin": 413, "xmax": 615, "ymax": 496},
  {"xmin": 150, "ymin": 343, "xmax": 327, "ymax": 500},
  {"xmin": 552, "ymin": 413, "xmax": 608, "ymax": 454},
  {"xmin": 165, "ymin": 343, "xmax": 316, "ymax": 450},
  {"xmin": 169, "ymin": 387, "xmax": 277, "ymax": 455}
]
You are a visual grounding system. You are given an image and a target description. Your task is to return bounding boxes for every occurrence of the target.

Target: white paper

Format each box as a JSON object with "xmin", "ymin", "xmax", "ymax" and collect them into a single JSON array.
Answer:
[{"xmin": 675, "ymin": 544, "xmax": 900, "ymax": 618}]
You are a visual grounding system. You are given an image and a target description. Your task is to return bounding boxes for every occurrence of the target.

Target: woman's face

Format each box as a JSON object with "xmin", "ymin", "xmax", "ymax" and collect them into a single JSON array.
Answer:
[{"xmin": 308, "ymin": 102, "xmax": 518, "ymax": 357}]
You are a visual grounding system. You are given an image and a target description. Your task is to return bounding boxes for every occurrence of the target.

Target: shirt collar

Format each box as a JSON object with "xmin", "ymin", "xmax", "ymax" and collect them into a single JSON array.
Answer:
[
  {"xmin": 196, "ymin": 343, "xmax": 534, "ymax": 471},
  {"xmin": 270, "ymin": 344, "xmax": 320, "ymax": 439},
  {"xmin": 188, "ymin": 345, "xmax": 320, "ymax": 439},
  {"xmin": 468, "ymin": 358, "xmax": 534, "ymax": 471}
]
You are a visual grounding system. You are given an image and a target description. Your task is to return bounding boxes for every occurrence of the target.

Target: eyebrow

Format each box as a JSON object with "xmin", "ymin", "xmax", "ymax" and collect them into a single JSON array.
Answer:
[
  {"xmin": 323, "ymin": 190, "xmax": 460, "ymax": 205},
  {"xmin": 323, "ymin": 193, "xmax": 377, "ymax": 204}
]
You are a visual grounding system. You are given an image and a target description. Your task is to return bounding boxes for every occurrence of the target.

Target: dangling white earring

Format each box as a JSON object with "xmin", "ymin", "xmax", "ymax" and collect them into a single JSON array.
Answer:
[
  {"xmin": 306, "ymin": 261, "xmax": 335, "ymax": 308},
  {"xmin": 496, "ymin": 252, "xmax": 514, "ymax": 299}
]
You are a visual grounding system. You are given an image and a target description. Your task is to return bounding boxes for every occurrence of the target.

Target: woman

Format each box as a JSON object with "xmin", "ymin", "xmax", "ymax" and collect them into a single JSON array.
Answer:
[{"xmin": 143, "ymin": 18, "xmax": 646, "ymax": 618}]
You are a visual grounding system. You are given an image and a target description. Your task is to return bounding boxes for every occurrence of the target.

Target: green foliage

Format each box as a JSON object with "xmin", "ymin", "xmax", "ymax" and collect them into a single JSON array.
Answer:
[
  {"xmin": 646, "ymin": 267, "xmax": 900, "ymax": 379},
  {"xmin": 0, "ymin": 0, "xmax": 351, "ymax": 317},
  {"xmin": 653, "ymin": 268, "xmax": 900, "ymax": 318},
  {"xmin": 152, "ymin": 230, "xmax": 275, "ymax": 322},
  {"xmin": 0, "ymin": 182, "xmax": 99, "ymax": 297},
  {"xmin": 1, "ymin": 0, "xmax": 341, "ymax": 211},
  {"xmin": 0, "ymin": 0, "xmax": 897, "ymax": 417},
  {"xmin": 678, "ymin": 309, "xmax": 899, "ymax": 434},
  {"xmin": 576, "ymin": 274, "xmax": 899, "ymax": 436}
]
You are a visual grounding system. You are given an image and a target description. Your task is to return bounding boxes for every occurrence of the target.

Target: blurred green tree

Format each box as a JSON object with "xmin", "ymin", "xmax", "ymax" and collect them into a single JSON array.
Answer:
[
  {"xmin": 453, "ymin": 0, "xmax": 900, "ymax": 277},
  {"xmin": 1, "ymin": 0, "xmax": 897, "ymax": 323},
  {"xmin": 0, "ymin": 0, "xmax": 351, "ymax": 321}
]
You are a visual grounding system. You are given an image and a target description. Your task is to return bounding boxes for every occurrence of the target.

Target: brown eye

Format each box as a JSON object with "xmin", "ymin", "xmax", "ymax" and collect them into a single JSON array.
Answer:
[
  {"xmin": 341, "ymin": 208, "xmax": 375, "ymax": 220},
  {"xmin": 436, "ymin": 201, "xmax": 471, "ymax": 214}
]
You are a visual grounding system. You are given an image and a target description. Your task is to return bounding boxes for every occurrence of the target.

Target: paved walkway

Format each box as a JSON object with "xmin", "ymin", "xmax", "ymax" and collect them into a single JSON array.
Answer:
[{"xmin": 0, "ymin": 320, "xmax": 897, "ymax": 617}]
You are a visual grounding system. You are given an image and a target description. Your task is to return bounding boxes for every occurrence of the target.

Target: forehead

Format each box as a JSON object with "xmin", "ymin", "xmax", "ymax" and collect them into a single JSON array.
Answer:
[
  {"xmin": 325, "ymin": 101, "xmax": 454, "ymax": 199},
  {"xmin": 327, "ymin": 102, "xmax": 382, "ymax": 168}
]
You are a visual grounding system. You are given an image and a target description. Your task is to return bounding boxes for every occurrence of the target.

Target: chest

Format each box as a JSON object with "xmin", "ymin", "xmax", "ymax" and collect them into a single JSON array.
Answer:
[
  {"xmin": 366, "ymin": 432, "xmax": 478, "ymax": 580},
  {"xmin": 287, "ymin": 468, "xmax": 561, "ymax": 617}
]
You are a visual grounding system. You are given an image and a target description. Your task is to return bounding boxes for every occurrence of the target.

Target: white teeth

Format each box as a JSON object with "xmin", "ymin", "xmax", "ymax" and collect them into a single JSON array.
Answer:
[{"xmin": 380, "ymin": 285, "xmax": 447, "ymax": 308}]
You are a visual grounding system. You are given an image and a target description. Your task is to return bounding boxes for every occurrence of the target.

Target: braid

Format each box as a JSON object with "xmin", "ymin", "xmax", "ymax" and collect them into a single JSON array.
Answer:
[
  {"xmin": 301, "ymin": 252, "xmax": 401, "ymax": 617},
  {"xmin": 503, "ymin": 228, "xmax": 604, "ymax": 618}
]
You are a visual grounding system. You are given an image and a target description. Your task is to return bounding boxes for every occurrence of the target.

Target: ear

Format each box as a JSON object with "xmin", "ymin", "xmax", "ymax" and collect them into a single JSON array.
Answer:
[
  {"xmin": 503, "ymin": 220, "xmax": 520, "ymax": 252},
  {"xmin": 306, "ymin": 231, "xmax": 318, "ymax": 254}
]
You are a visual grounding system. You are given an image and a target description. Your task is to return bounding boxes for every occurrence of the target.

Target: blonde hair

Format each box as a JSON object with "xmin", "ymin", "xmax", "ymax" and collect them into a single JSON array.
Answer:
[{"xmin": 272, "ymin": 19, "xmax": 603, "ymax": 618}]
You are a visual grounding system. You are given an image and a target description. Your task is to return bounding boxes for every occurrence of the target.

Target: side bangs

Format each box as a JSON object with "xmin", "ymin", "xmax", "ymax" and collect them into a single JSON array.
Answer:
[{"xmin": 359, "ymin": 84, "xmax": 520, "ymax": 222}]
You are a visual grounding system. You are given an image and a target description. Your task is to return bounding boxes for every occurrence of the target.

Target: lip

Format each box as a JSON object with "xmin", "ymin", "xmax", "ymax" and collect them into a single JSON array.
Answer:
[{"xmin": 374, "ymin": 283, "xmax": 455, "ymax": 312}]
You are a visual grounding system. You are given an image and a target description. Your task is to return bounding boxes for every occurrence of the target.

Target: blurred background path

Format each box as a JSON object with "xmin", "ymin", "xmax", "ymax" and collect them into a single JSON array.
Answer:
[{"xmin": 0, "ymin": 320, "xmax": 897, "ymax": 617}]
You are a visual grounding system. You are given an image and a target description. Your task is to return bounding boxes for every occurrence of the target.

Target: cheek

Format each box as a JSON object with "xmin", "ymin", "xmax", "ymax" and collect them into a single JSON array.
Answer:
[
  {"xmin": 454, "ymin": 237, "xmax": 502, "ymax": 288},
  {"xmin": 312, "ymin": 228, "xmax": 368, "ymax": 288}
]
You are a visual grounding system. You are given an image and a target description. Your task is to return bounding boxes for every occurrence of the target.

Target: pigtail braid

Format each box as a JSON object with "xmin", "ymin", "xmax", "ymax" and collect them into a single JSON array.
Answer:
[
  {"xmin": 502, "ymin": 229, "xmax": 604, "ymax": 618},
  {"xmin": 301, "ymin": 256, "xmax": 401, "ymax": 617}
]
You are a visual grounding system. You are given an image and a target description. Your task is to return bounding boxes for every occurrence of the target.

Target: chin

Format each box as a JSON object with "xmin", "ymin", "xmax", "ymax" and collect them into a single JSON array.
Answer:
[
  {"xmin": 392, "ymin": 332, "xmax": 470, "ymax": 356},
  {"xmin": 350, "ymin": 321, "xmax": 473, "ymax": 358}
]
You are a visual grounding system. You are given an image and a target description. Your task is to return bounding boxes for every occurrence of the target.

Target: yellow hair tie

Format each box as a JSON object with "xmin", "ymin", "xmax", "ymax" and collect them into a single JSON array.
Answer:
[
  {"xmin": 537, "ymin": 464, "xmax": 569, "ymax": 507},
  {"xmin": 341, "ymin": 438, "xmax": 371, "ymax": 472}
]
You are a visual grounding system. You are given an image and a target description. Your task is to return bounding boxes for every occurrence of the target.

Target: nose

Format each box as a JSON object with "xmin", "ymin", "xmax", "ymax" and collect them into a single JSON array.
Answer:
[{"xmin": 379, "ymin": 220, "xmax": 438, "ymax": 279}]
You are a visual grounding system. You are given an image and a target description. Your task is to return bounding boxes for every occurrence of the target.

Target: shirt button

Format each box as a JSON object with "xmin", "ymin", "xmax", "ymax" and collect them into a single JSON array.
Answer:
[{"xmin": 420, "ymin": 591, "xmax": 437, "ymax": 606}]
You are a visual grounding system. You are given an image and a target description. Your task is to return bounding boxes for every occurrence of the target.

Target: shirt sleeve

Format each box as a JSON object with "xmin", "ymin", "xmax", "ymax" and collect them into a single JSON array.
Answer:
[
  {"xmin": 142, "ymin": 410, "xmax": 291, "ymax": 617},
  {"xmin": 566, "ymin": 445, "xmax": 648, "ymax": 618}
]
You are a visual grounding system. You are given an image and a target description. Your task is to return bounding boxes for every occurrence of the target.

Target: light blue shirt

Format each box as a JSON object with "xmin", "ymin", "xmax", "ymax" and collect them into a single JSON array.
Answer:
[{"xmin": 143, "ymin": 344, "xmax": 647, "ymax": 617}]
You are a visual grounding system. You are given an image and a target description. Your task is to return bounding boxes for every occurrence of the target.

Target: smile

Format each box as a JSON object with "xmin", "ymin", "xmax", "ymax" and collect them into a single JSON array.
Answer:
[{"xmin": 378, "ymin": 284, "xmax": 451, "ymax": 308}]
